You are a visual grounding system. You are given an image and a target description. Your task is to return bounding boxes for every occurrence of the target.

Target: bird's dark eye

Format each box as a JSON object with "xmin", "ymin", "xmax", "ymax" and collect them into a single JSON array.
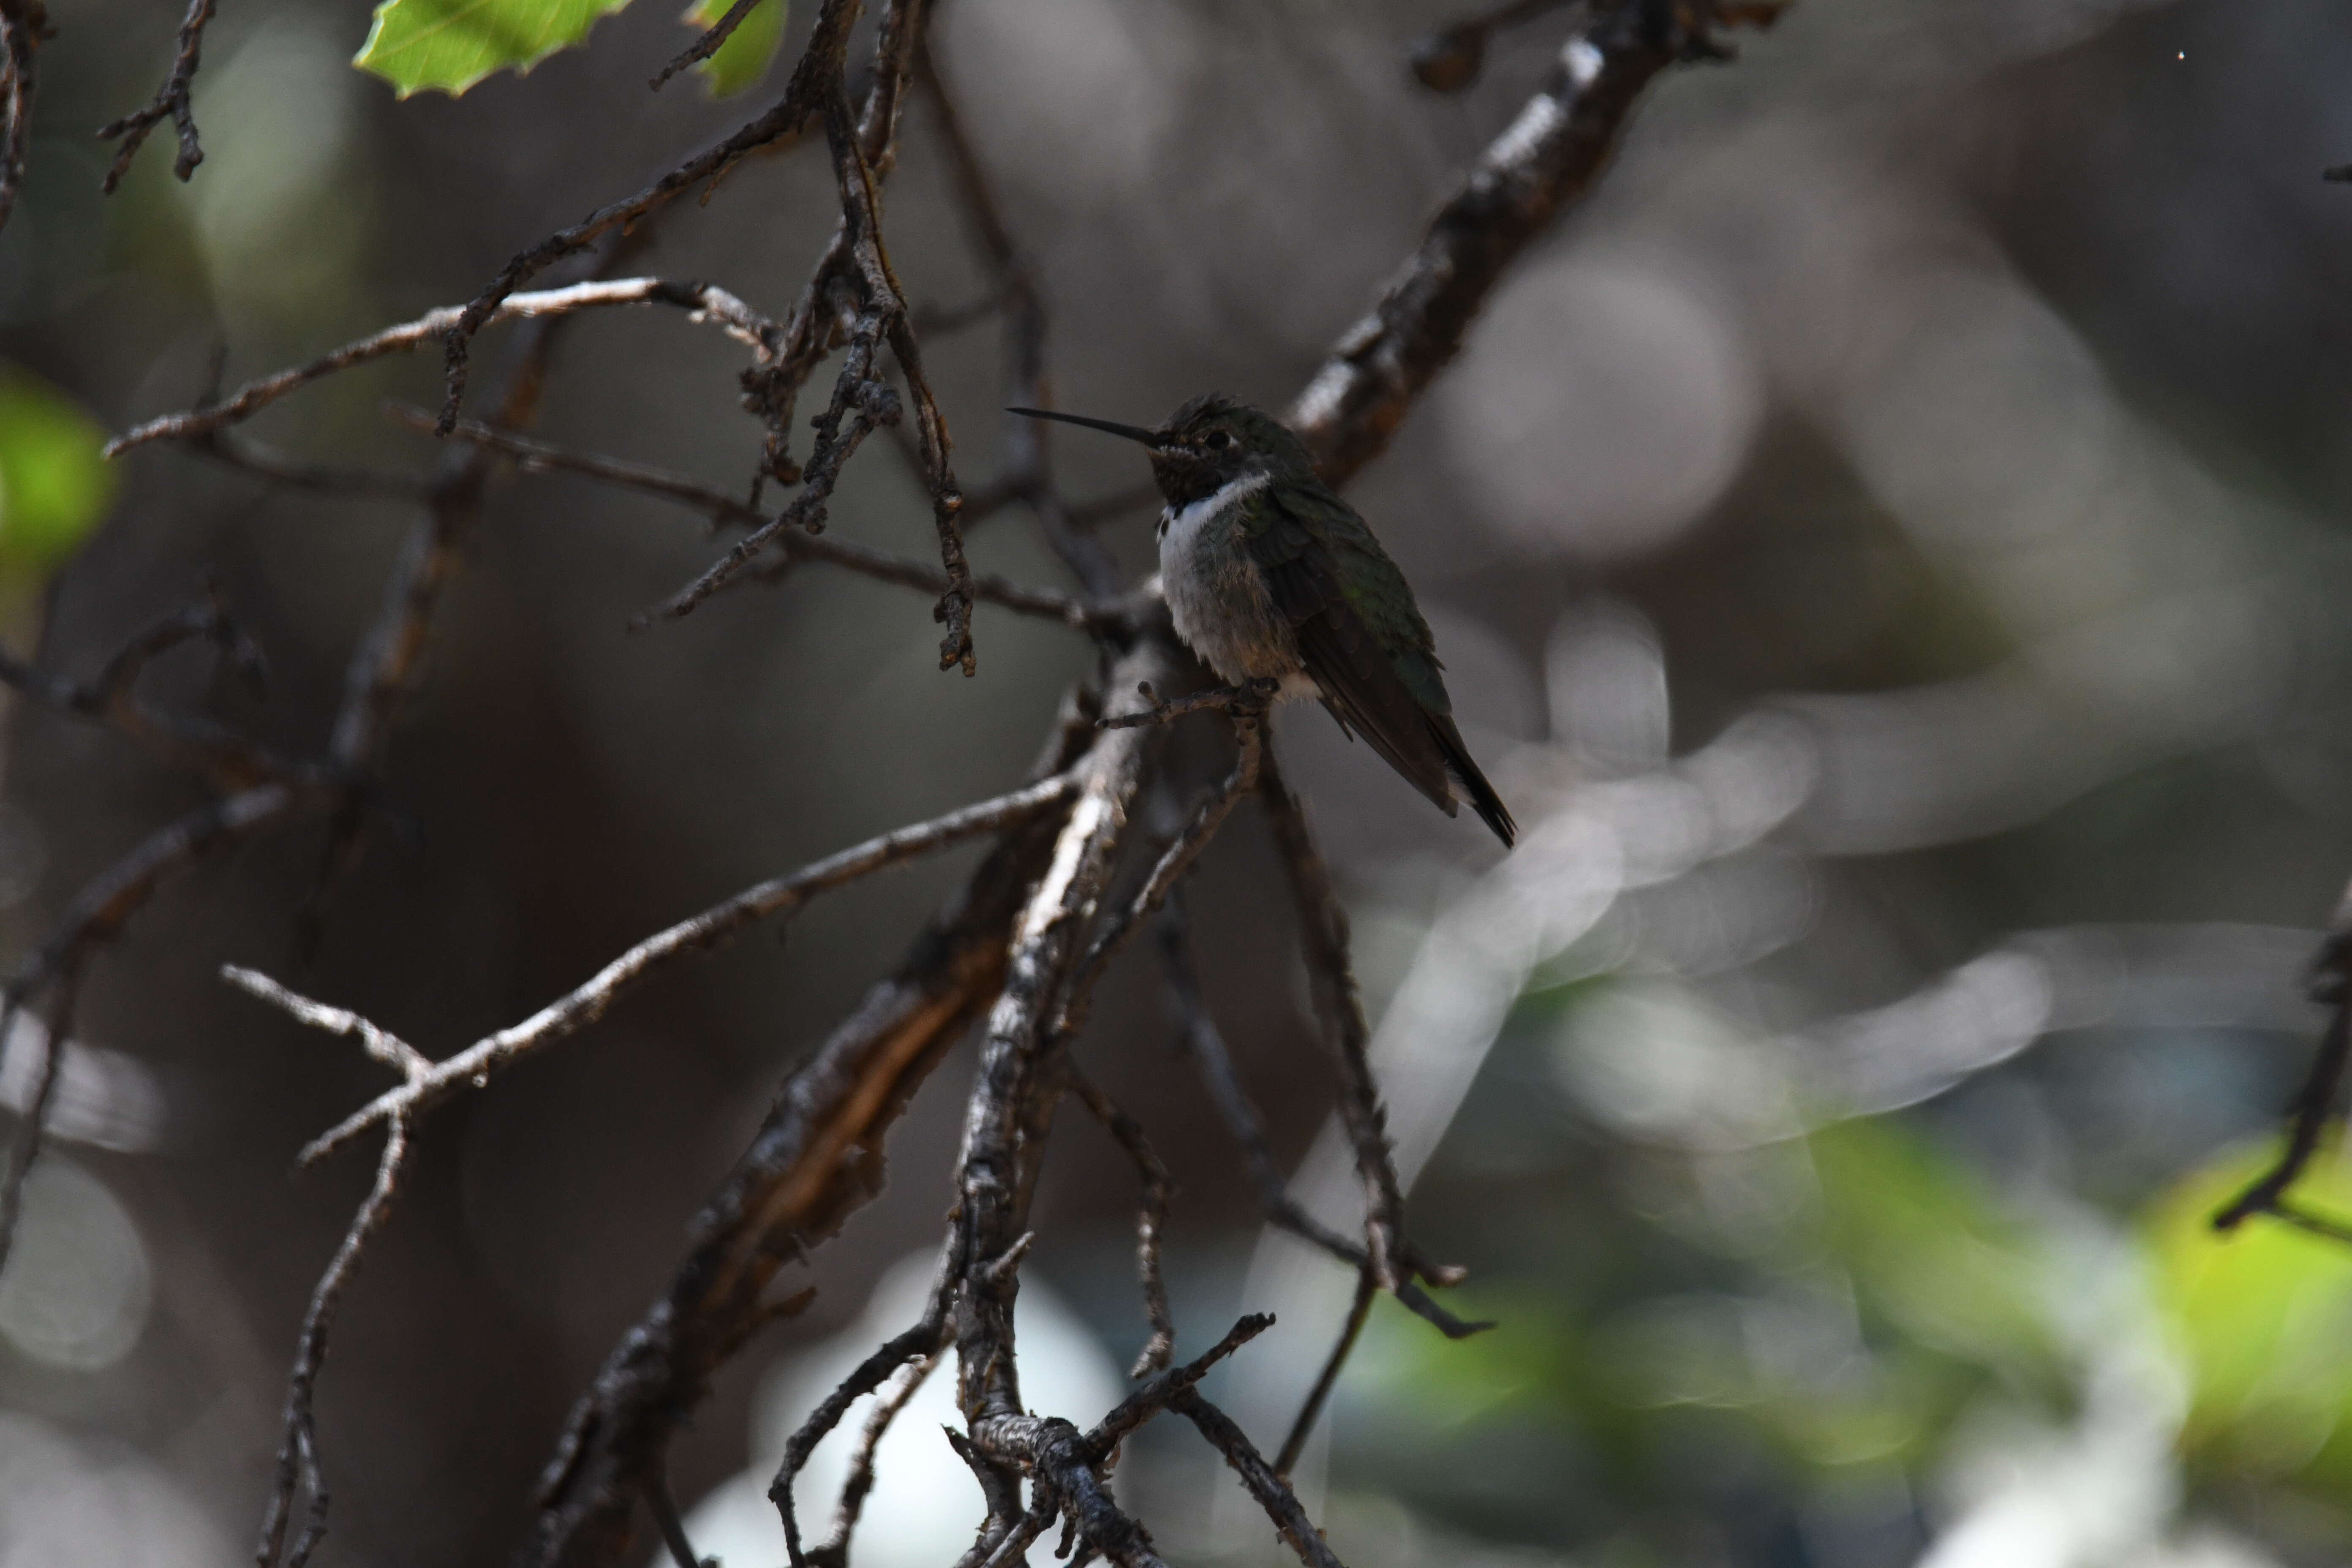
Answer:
[{"xmin": 1205, "ymin": 430, "xmax": 1231, "ymax": 451}]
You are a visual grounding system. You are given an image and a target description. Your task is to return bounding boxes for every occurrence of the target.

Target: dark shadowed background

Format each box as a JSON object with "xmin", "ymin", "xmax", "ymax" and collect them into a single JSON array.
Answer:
[{"xmin": 10, "ymin": 1, "xmax": 2352, "ymax": 1565}]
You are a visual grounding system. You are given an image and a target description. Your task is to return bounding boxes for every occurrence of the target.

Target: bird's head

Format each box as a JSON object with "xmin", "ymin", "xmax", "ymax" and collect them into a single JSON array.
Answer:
[{"xmin": 1007, "ymin": 393, "xmax": 1318, "ymax": 507}]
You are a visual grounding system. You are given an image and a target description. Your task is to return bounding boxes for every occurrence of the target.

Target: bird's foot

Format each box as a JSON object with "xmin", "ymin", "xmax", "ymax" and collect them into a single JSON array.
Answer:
[{"xmin": 1099, "ymin": 677, "xmax": 1280, "ymax": 730}]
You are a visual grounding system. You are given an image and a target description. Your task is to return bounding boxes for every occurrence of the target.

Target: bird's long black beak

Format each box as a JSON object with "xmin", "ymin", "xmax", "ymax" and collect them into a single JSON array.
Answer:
[{"xmin": 1006, "ymin": 406, "xmax": 1163, "ymax": 446}]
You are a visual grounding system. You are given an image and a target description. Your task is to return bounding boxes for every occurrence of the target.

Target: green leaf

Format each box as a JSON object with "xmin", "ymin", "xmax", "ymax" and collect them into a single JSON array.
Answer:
[
  {"xmin": 0, "ymin": 366, "xmax": 115, "ymax": 576},
  {"xmin": 683, "ymin": 0, "xmax": 786, "ymax": 98},
  {"xmin": 353, "ymin": 0, "xmax": 637, "ymax": 98}
]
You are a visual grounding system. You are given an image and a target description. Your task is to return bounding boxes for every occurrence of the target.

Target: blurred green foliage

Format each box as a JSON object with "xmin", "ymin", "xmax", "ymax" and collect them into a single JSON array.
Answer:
[
  {"xmin": 684, "ymin": 0, "xmax": 786, "ymax": 98},
  {"xmin": 353, "ymin": 0, "xmax": 637, "ymax": 97},
  {"xmin": 1355, "ymin": 1116, "xmax": 2068, "ymax": 1509},
  {"xmin": 2147, "ymin": 1142, "xmax": 2352, "ymax": 1494},
  {"xmin": 0, "ymin": 366, "xmax": 113, "ymax": 579}
]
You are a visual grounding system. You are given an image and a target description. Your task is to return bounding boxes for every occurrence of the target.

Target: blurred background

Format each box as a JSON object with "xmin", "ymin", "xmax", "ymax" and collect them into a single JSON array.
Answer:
[{"xmin": 8, "ymin": 0, "xmax": 2352, "ymax": 1564}]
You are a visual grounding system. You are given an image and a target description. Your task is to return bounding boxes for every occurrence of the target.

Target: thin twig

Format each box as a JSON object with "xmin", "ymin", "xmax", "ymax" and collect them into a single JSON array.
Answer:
[
  {"xmin": 255, "ymin": 1113, "xmax": 412, "ymax": 1568},
  {"xmin": 1081, "ymin": 1312, "xmax": 1271, "ymax": 1459},
  {"xmin": 775, "ymin": 1263, "xmax": 957, "ymax": 1566},
  {"xmin": 300, "ymin": 249, "xmax": 643, "ymax": 943},
  {"xmin": 402, "ymin": 410, "xmax": 1104, "ymax": 632},
  {"xmin": 5, "ymin": 784, "xmax": 295, "ymax": 1020},
  {"xmin": 1274, "ymin": 1262, "xmax": 1376, "ymax": 1477},
  {"xmin": 1167, "ymin": 1389, "xmax": 1347, "ymax": 1568},
  {"xmin": 1258, "ymin": 743, "xmax": 1407, "ymax": 1290},
  {"xmin": 1055, "ymin": 707, "xmax": 1266, "ymax": 1048},
  {"xmin": 220, "ymin": 966, "xmax": 433, "ymax": 1079},
  {"xmin": 653, "ymin": 0, "xmax": 764, "ymax": 89},
  {"xmin": 1156, "ymin": 902, "xmax": 1486, "ymax": 1339},
  {"xmin": 97, "ymin": 0, "xmax": 215, "ymax": 190},
  {"xmin": 302, "ymin": 772, "xmax": 1081, "ymax": 1164},
  {"xmin": 1068, "ymin": 1070, "xmax": 1176, "ymax": 1376},
  {"xmin": 437, "ymin": 0, "xmax": 860, "ymax": 428},
  {"xmin": 226, "ymin": 970, "xmax": 432, "ymax": 1568},
  {"xmin": 809, "ymin": 1350, "xmax": 943, "ymax": 1568},
  {"xmin": 2216, "ymin": 895, "xmax": 2352, "ymax": 1231},
  {"xmin": 108, "ymin": 279, "xmax": 779, "ymax": 457},
  {"xmin": 917, "ymin": 36, "xmax": 1123, "ymax": 599},
  {"xmin": 0, "ymin": 593, "xmax": 295, "ymax": 787},
  {"xmin": 0, "ymin": 975, "xmax": 78, "ymax": 1279},
  {"xmin": 638, "ymin": 309, "xmax": 897, "ymax": 626},
  {"xmin": 646, "ymin": 1469, "xmax": 711, "ymax": 1568}
]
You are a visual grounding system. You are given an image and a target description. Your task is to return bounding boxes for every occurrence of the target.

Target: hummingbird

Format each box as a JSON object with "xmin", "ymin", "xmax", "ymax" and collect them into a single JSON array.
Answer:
[{"xmin": 1010, "ymin": 395, "xmax": 1516, "ymax": 848}]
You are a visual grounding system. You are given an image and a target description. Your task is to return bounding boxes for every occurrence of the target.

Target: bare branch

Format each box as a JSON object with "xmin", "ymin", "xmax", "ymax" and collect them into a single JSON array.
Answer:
[
  {"xmin": 518, "ymin": 690, "xmax": 1105, "ymax": 1568},
  {"xmin": 406, "ymin": 409, "xmax": 1111, "ymax": 631},
  {"xmin": 0, "ymin": 0, "xmax": 46, "ymax": 236},
  {"xmin": 108, "ymin": 279, "xmax": 779, "ymax": 457},
  {"xmin": 1166, "ymin": 1389, "xmax": 1347, "ymax": 1568},
  {"xmin": 302, "ymin": 255, "xmax": 653, "ymax": 941},
  {"xmin": 1291, "ymin": 0, "xmax": 1756, "ymax": 485},
  {"xmin": 437, "ymin": 0, "xmax": 860, "ymax": 427},
  {"xmin": 96, "ymin": 0, "xmax": 215, "ymax": 191},
  {"xmin": 1081, "ymin": 1312, "xmax": 1271, "ymax": 1459},
  {"xmin": 826, "ymin": 84, "xmax": 978, "ymax": 672},
  {"xmin": 303, "ymin": 771, "xmax": 1083, "ymax": 1164},
  {"xmin": 647, "ymin": 79, "xmax": 979, "ymax": 667},
  {"xmin": 967, "ymin": 1413, "xmax": 1171, "ymax": 1568}
]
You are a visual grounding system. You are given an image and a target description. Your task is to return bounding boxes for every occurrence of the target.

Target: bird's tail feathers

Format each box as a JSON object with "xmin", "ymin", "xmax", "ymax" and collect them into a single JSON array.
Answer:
[{"xmin": 1429, "ymin": 716, "xmax": 1516, "ymax": 849}]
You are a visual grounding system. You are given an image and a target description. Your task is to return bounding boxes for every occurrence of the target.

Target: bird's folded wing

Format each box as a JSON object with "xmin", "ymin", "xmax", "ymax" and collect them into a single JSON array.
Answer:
[{"xmin": 1262, "ymin": 544, "xmax": 1459, "ymax": 817}]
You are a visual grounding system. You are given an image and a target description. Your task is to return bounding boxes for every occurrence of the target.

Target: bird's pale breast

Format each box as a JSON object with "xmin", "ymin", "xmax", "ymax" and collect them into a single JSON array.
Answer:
[{"xmin": 1159, "ymin": 473, "xmax": 1303, "ymax": 687}]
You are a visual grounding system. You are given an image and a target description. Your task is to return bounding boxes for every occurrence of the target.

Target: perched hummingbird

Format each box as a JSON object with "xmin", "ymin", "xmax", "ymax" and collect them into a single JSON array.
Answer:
[{"xmin": 1010, "ymin": 395, "xmax": 1516, "ymax": 848}]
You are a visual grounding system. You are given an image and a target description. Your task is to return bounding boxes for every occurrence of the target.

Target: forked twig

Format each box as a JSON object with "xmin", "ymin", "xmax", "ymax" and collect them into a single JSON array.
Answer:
[
  {"xmin": 231, "ymin": 969, "xmax": 434, "ymax": 1568},
  {"xmin": 97, "ymin": 0, "xmax": 216, "ymax": 191}
]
